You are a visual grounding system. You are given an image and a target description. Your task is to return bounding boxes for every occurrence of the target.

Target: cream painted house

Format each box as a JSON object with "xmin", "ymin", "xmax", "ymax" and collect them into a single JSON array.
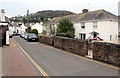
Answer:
[{"xmin": 43, "ymin": 9, "xmax": 118, "ymax": 41}]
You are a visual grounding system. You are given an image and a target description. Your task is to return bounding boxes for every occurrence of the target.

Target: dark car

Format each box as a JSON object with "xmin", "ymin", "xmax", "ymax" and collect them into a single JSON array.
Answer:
[{"xmin": 27, "ymin": 33, "xmax": 38, "ymax": 42}]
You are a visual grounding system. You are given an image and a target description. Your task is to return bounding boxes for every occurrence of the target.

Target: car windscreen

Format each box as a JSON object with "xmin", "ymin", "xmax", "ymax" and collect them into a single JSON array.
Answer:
[{"xmin": 28, "ymin": 34, "xmax": 37, "ymax": 37}]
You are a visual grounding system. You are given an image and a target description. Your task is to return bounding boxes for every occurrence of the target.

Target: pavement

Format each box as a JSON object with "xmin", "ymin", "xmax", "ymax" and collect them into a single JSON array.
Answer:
[
  {"xmin": 2, "ymin": 38, "xmax": 37, "ymax": 76},
  {"xmin": 0, "ymin": 47, "xmax": 2, "ymax": 77},
  {"xmin": 13, "ymin": 36, "xmax": 119, "ymax": 76}
]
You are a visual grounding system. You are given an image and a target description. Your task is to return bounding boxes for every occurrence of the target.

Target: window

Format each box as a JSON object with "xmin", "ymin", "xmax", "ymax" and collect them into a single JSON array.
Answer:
[
  {"xmin": 110, "ymin": 35, "xmax": 112, "ymax": 41},
  {"xmin": 79, "ymin": 33, "xmax": 86, "ymax": 40},
  {"xmin": 93, "ymin": 21, "xmax": 98, "ymax": 28},
  {"xmin": 81, "ymin": 22, "xmax": 85, "ymax": 28}
]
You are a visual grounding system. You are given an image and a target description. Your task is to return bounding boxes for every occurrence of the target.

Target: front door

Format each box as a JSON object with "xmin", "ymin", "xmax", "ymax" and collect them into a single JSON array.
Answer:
[{"xmin": 93, "ymin": 32, "xmax": 97, "ymax": 38}]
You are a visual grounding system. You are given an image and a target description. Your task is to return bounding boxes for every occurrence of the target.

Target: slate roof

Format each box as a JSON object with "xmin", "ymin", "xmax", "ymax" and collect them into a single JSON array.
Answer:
[{"xmin": 44, "ymin": 9, "xmax": 118, "ymax": 25}]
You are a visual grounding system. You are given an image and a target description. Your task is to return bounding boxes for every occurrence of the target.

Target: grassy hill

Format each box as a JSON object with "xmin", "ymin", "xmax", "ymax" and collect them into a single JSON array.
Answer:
[{"xmin": 10, "ymin": 10, "xmax": 75, "ymax": 23}]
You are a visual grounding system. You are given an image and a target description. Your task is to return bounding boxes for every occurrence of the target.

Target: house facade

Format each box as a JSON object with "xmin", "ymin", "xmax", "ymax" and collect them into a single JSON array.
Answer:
[
  {"xmin": 31, "ymin": 23, "xmax": 43, "ymax": 34},
  {"xmin": 19, "ymin": 24, "xmax": 27, "ymax": 34},
  {"xmin": 0, "ymin": 9, "xmax": 5, "ymax": 22},
  {"xmin": 74, "ymin": 19, "xmax": 118, "ymax": 41},
  {"xmin": 43, "ymin": 9, "xmax": 119, "ymax": 41}
]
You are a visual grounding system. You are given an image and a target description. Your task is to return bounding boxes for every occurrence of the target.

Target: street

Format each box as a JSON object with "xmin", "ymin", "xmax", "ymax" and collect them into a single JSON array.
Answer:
[{"xmin": 12, "ymin": 36, "xmax": 119, "ymax": 76}]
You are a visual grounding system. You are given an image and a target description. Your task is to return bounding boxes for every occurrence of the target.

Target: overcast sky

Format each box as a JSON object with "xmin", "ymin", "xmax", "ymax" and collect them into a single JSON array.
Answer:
[{"xmin": 0, "ymin": 0, "xmax": 119, "ymax": 17}]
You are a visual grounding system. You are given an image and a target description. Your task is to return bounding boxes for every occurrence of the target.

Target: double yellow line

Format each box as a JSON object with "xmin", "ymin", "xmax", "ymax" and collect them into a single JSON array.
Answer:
[{"xmin": 13, "ymin": 39, "xmax": 50, "ymax": 78}]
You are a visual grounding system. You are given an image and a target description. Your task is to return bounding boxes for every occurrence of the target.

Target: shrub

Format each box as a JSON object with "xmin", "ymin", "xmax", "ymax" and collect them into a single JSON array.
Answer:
[{"xmin": 31, "ymin": 29, "xmax": 38, "ymax": 34}]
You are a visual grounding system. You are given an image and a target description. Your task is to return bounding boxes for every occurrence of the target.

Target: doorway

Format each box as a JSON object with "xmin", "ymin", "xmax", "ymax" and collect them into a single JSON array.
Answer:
[{"xmin": 93, "ymin": 32, "xmax": 97, "ymax": 38}]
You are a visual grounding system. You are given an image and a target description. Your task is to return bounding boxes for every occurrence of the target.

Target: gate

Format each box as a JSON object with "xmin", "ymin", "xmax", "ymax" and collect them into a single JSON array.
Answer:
[{"xmin": 86, "ymin": 40, "xmax": 93, "ymax": 58}]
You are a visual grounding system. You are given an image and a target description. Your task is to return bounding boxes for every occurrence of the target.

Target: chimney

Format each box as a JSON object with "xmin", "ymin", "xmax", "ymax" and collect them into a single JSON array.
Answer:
[
  {"xmin": 1, "ymin": 9, "xmax": 5, "ymax": 13},
  {"xmin": 82, "ymin": 9, "xmax": 89, "ymax": 13}
]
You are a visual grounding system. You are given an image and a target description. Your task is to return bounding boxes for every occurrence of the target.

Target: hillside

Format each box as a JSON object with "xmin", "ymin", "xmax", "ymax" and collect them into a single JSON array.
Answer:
[
  {"xmin": 31, "ymin": 10, "xmax": 75, "ymax": 18},
  {"xmin": 10, "ymin": 10, "xmax": 75, "ymax": 23}
]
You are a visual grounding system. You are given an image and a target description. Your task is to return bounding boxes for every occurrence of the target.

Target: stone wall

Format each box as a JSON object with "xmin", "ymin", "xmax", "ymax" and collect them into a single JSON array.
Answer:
[
  {"xmin": 93, "ymin": 42, "xmax": 120, "ymax": 66},
  {"xmin": 53, "ymin": 36, "xmax": 88, "ymax": 56},
  {"xmin": 38, "ymin": 36, "xmax": 88, "ymax": 57},
  {"xmin": 38, "ymin": 36, "xmax": 54, "ymax": 46}
]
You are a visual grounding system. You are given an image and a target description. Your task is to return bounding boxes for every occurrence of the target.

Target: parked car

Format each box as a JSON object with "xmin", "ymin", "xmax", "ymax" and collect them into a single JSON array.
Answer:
[
  {"xmin": 27, "ymin": 33, "xmax": 38, "ymax": 42},
  {"xmin": 24, "ymin": 33, "xmax": 29, "ymax": 40},
  {"xmin": 20, "ymin": 33, "xmax": 25, "ymax": 38}
]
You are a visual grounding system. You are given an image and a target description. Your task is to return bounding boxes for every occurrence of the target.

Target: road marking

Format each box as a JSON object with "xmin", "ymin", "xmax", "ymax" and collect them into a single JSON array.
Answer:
[
  {"xmin": 13, "ymin": 39, "xmax": 50, "ymax": 78},
  {"xmin": 38, "ymin": 42, "xmax": 119, "ymax": 70}
]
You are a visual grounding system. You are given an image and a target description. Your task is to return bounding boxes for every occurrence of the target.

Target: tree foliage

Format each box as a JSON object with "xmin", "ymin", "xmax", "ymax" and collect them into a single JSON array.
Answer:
[
  {"xmin": 31, "ymin": 29, "xmax": 38, "ymax": 34},
  {"xmin": 26, "ymin": 27, "xmax": 31, "ymax": 33},
  {"xmin": 56, "ymin": 19, "xmax": 75, "ymax": 38}
]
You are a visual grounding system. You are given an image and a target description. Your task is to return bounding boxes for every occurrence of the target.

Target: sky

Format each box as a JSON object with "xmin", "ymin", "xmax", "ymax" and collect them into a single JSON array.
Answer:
[{"xmin": 0, "ymin": 0, "xmax": 119, "ymax": 17}]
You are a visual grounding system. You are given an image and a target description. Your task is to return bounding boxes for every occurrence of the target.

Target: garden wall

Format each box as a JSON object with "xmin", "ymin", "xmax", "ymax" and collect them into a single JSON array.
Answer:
[
  {"xmin": 38, "ymin": 36, "xmax": 88, "ymax": 57},
  {"xmin": 38, "ymin": 36, "xmax": 54, "ymax": 46},
  {"xmin": 53, "ymin": 36, "xmax": 88, "ymax": 56},
  {"xmin": 93, "ymin": 42, "xmax": 120, "ymax": 66}
]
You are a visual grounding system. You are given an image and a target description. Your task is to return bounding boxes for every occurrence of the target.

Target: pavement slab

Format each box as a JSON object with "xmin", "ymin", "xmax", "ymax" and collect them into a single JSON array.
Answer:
[
  {"xmin": 0, "ymin": 47, "xmax": 2, "ymax": 77},
  {"xmin": 2, "ymin": 38, "xmax": 36, "ymax": 76}
]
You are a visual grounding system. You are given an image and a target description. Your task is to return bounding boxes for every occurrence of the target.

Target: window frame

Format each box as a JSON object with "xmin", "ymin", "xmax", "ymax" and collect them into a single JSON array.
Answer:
[
  {"xmin": 79, "ymin": 33, "xmax": 86, "ymax": 40},
  {"xmin": 93, "ymin": 21, "xmax": 98, "ymax": 28},
  {"xmin": 81, "ymin": 22, "xmax": 85, "ymax": 29}
]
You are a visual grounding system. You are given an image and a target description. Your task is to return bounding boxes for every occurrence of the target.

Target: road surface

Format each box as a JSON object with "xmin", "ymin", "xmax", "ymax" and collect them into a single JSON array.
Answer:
[{"xmin": 13, "ymin": 36, "xmax": 119, "ymax": 77}]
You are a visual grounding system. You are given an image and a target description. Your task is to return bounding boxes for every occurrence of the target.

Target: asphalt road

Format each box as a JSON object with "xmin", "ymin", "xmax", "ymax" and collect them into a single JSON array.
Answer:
[{"xmin": 14, "ymin": 36, "xmax": 119, "ymax": 76}]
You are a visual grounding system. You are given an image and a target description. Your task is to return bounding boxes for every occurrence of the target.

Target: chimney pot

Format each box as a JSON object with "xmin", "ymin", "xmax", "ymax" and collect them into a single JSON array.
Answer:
[{"xmin": 82, "ymin": 9, "xmax": 89, "ymax": 13}]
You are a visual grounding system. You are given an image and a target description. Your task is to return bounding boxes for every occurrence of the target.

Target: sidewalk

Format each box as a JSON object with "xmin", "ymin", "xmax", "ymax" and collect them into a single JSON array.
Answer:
[
  {"xmin": 2, "ymin": 38, "xmax": 36, "ymax": 76},
  {"xmin": 0, "ymin": 47, "xmax": 2, "ymax": 77}
]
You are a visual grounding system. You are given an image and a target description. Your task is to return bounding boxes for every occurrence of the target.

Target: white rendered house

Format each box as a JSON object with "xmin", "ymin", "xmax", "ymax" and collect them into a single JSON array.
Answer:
[
  {"xmin": 19, "ymin": 24, "xmax": 27, "ymax": 34},
  {"xmin": 43, "ymin": 9, "xmax": 118, "ymax": 41},
  {"xmin": 31, "ymin": 23, "xmax": 43, "ymax": 34}
]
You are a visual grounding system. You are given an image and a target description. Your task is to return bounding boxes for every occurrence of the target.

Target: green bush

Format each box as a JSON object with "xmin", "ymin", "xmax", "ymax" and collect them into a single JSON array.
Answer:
[{"xmin": 31, "ymin": 29, "xmax": 38, "ymax": 34}]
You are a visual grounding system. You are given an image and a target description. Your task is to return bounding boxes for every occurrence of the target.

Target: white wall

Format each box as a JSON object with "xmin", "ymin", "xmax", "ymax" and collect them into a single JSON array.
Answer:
[
  {"xmin": 9, "ymin": 26, "xmax": 14, "ymax": 35},
  {"xmin": 20, "ymin": 24, "xmax": 27, "ymax": 33},
  {"xmin": 74, "ymin": 20, "xmax": 118, "ymax": 41},
  {"xmin": 0, "ymin": 10, "xmax": 5, "ymax": 22},
  {"xmin": 31, "ymin": 23, "xmax": 43, "ymax": 33}
]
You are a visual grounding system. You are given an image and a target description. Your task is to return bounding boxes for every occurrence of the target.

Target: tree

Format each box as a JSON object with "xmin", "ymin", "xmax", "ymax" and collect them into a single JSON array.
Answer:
[
  {"xmin": 26, "ymin": 27, "xmax": 31, "ymax": 33},
  {"xmin": 31, "ymin": 29, "xmax": 38, "ymax": 34},
  {"xmin": 56, "ymin": 19, "xmax": 75, "ymax": 38},
  {"xmin": 22, "ymin": 18, "xmax": 27, "ymax": 24}
]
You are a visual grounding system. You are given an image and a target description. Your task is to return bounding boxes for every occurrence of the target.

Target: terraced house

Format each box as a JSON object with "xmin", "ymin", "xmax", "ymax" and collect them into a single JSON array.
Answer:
[{"xmin": 43, "ymin": 9, "xmax": 119, "ymax": 41}]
